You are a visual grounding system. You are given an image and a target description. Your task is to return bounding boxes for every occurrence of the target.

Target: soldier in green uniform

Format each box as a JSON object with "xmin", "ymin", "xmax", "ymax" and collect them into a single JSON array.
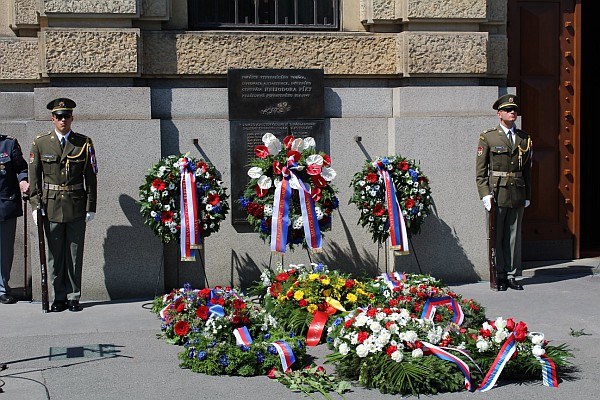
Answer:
[
  {"xmin": 28, "ymin": 98, "xmax": 98, "ymax": 312},
  {"xmin": 476, "ymin": 94, "xmax": 532, "ymax": 291}
]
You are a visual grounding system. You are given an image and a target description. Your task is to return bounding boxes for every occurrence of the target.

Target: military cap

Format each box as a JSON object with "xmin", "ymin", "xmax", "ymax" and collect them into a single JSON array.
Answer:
[
  {"xmin": 47, "ymin": 98, "xmax": 76, "ymax": 115},
  {"xmin": 492, "ymin": 94, "xmax": 519, "ymax": 111}
]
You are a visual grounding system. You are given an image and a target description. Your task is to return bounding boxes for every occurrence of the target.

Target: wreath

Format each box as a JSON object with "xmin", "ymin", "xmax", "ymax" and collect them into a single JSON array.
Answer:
[
  {"xmin": 239, "ymin": 132, "xmax": 339, "ymax": 252},
  {"xmin": 138, "ymin": 154, "xmax": 230, "ymax": 244},
  {"xmin": 349, "ymin": 156, "xmax": 433, "ymax": 245}
]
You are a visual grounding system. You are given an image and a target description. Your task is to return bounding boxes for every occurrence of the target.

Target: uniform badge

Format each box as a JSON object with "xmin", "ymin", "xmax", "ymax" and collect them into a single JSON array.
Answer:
[
  {"xmin": 0, "ymin": 152, "xmax": 8, "ymax": 157},
  {"xmin": 477, "ymin": 146, "xmax": 483, "ymax": 156},
  {"xmin": 0, "ymin": 165, "xmax": 5, "ymax": 170},
  {"xmin": 29, "ymin": 152, "xmax": 35, "ymax": 163}
]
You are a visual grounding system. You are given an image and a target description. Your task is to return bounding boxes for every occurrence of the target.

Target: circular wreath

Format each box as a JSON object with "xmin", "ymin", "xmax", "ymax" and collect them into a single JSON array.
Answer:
[
  {"xmin": 239, "ymin": 132, "xmax": 339, "ymax": 250},
  {"xmin": 138, "ymin": 154, "xmax": 230, "ymax": 244},
  {"xmin": 349, "ymin": 156, "xmax": 433, "ymax": 244}
]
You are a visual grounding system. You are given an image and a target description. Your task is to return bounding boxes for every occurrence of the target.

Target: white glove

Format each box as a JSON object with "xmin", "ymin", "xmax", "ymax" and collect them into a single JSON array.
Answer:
[
  {"xmin": 32, "ymin": 211, "xmax": 37, "ymax": 226},
  {"xmin": 482, "ymin": 195, "xmax": 493, "ymax": 212},
  {"xmin": 85, "ymin": 212, "xmax": 96, "ymax": 222},
  {"xmin": 525, "ymin": 200, "xmax": 530, "ymax": 208}
]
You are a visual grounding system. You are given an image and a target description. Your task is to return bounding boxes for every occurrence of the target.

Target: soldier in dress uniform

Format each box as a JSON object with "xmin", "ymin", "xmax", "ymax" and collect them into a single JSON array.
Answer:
[
  {"xmin": 476, "ymin": 94, "xmax": 532, "ymax": 291},
  {"xmin": 0, "ymin": 135, "xmax": 29, "ymax": 304},
  {"xmin": 28, "ymin": 98, "xmax": 98, "ymax": 312}
]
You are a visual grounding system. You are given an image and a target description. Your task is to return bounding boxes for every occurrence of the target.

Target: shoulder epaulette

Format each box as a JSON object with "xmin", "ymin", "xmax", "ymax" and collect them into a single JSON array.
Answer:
[
  {"xmin": 35, "ymin": 131, "xmax": 52, "ymax": 140},
  {"xmin": 479, "ymin": 128, "xmax": 495, "ymax": 141}
]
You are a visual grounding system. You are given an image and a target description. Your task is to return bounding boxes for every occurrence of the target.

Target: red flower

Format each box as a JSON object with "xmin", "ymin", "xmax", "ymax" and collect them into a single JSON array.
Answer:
[
  {"xmin": 399, "ymin": 161, "xmax": 409, "ymax": 171},
  {"xmin": 173, "ymin": 321, "xmax": 190, "ymax": 336},
  {"xmin": 373, "ymin": 203, "xmax": 386, "ymax": 216},
  {"xmin": 306, "ymin": 164, "xmax": 322, "ymax": 176},
  {"xmin": 357, "ymin": 331, "xmax": 369, "ymax": 343},
  {"xmin": 311, "ymin": 187, "xmax": 322, "ymax": 202},
  {"xmin": 272, "ymin": 161, "xmax": 282, "ymax": 175},
  {"xmin": 196, "ymin": 305, "xmax": 209, "ymax": 320},
  {"xmin": 366, "ymin": 172, "xmax": 378, "ymax": 183},
  {"xmin": 152, "ymin": 178, "xmax": 166, "ymax": 191},
  {"xmin": 267, "ymin": 367, "xmax": 278, "ymax": 379},
  {"xmin": 386, "ymin": 345, "xmax": 398, "ymax": 357},
  {"xmin": 198, "ymin": 288, "xmax": 211, "ymax": 299},
  {"xmin": 208, "ymin": 193, "xmax": 220, "ymax": 206},
  {"xmin": 344, "ymin": 279, "xmax": 355, "ymax": 289},
  {"xmin": 298, "ymin": 299, "xmax": 308, "ymax": 307},
  {"xmin": 322, "ymin": 155, "xmax": 331, "ymax": 166},
  {"xmin": 246, "ymin": 202, "xmax": 264, "ymax": 218},
  {"xmin": 196, "ymin": 161, "xmax": 208, "ymax": 173},
  {"xmin": 479, "ymin": 328, "xmax": 492, "ymax": 338},
  {"xmin": 514, "ymin": 321, "xmax": 528, "ymax": 342},
  {"xmin": 283, "ymin": 135, "xmax": 295, "ymax": 149},
  {"xmin": 255, "ymin": 185, "xmax": 268, "ymax": 198},
  {"xmin": 254, "ymin": 145, "xmax": 270, "ymax": 159},
  {"xmin": 269, "ymin": 282, "xmax": 283, "ymax": 297},
  {"xmin": 312, "ymin": 175, "xmax": 327, "ymax": 188},
  {"xmin": 231, "ymin": 315, "xmax": 242, "ymax": 325},
  {"xmin": 405, "ymin": 198, "xmax": 415, "ymax": 209},
  {"xmin": 506, "ymin": 318, "xmax": 516, "ymax": 332},
  {"xmin": 233, "ymin": 299, "xmax": 247, "ymax": 310},
  {"xmin": 275, "ymin": 272, "xmax": 290, "ymax": 282},
  {"xmin": 161, "ymin": 210, "xmax": 174, "ymax": 223},
  {"xmin": 287, "ymin": 150, "xmax": 301, "ymax": 163}
]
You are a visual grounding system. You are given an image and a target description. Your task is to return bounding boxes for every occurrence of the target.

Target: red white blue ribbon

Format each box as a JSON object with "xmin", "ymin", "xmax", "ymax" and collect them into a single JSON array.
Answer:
[
  {"xmin": 536, "ymin": 354, "xmax": 559, "ymax": 387},
  {"xmin": 270, "ymin": 158, "xmax": 322, "ymax": 254},
  {"xmin": 306, "ymin": 311, "xmax": 329, "ymax": 346},
  {"xmin": 88, "ymin": 144, "xmax": 98, "ymax": 174},
  {"xmin": 272, "ymin": 340, "xmax": 296, "ymax": 372},
  {"xmin": 477, "ymin": 332, "xmax": 517, "ymax": 392},
  {"xmin": 234, "ymin": 326, "xmax": 253, "ymax": 346},
  {"xmin": 180, "ymin": 157, "xmax": 201, "ymax": 261},
  {"xmin": 420, "ymin": 296, "xmax": 464, "ymax": 326},
  {"xmin": 375, "ymin": 163, "xmax": 409, "ymax": 253},
  {"xmin": 422, "ymin": 341, "xmax": 473, "ymax": 391},
  {"xmin": 380, "ymin": 272, "xmax": 407, "ymax": 290}
]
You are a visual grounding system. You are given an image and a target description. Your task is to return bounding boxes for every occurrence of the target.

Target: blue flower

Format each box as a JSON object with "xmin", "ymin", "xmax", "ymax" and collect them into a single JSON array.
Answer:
[
  {"xmin": 239, "ymin": 345, "xmax": 251, "ymax": 352},
  {"xmin": 263, "ymin": 333, "xmax": 271, "ymax": 340},
  {"xmin": 297, "ymin": 340, "xmax": 303, "ymax": 349},
  {"xmin": 409, "ymin": 169, "xmax": 418, "ymax": 181},
  {"xmin": 256, "ymin": 352, "xmax": 265, "ymax": 363},
  {"xmin": 267, "ymin": 345, "xmax": 278, "ymax": 355},
  {"xmin": 153, "ymin": 214, "xmax": 161, "ymax": 222},
  {"xmin": 207, "ymin": 341, "xmax": 217, "ymax": 349},
  {"xmin": 314, "ymin": 263, "xmax": 325, "ymax": 273},
  {"xmin": 188, "ymin": 349, "xmax": 196, "ymax": 358},
  {"xmin": 288, "ymin": 332, "xmax": 296, "ymax": 338},
  {"xmin": 212, "ymin": 205, "xmax": 222, "ymax": 214},
  {"xmin": 333, "ymin": 317, "xmax": 343, "ymax": 327},
  {"xmin": 197, "ymin": 350, "xmax": 207, "ymax": 360},
  {"xmin": 381, "ymin": 158, "xmax": 390, "ymax": 165},
  {"xmin": 259, "ymin": 220, "xmax": 270, "ymax": 233},
  {"xmin": 239, "ymin": 196, "xmax": 250, "ymax": 208},
  {"xmin": 219, "ymin": 354, "xmax": 229, "ymax": 366}
]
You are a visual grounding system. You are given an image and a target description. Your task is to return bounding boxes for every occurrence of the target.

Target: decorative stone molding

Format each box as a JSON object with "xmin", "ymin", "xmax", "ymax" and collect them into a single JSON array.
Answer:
[
  {"xmin": 41, "ymin": 29, "xmax": 140, "ymax": 75},
  {"xmin": 140, "ymin": 0, "xmax": 170, "ymax": 20},
  {"xmin": 487, "ymin": 34, "xmax": 507, "ymax": 76},
  {"xmin": 406, "ymin": 0, "xmax": 486, "ymax": 20},
  {"xmin": 487, "ymin": 0, "xmax": 506, "ymax": 23},
  {"xmin": 9, "ymin": 0, "xmax": 39, "ymax": 31},
  {"xmin": 404, "ymin": 32, "xmax": 487, "ymax": 75},
  {"xmin": 0, "ymin": 38, "xmax": 41, "ymax": 81},
  {"xmin": 41, "ymin": 0, "xmax": 137, "ymax": 15},
  {"xmin": 360, "ymin": 0, "xmax": 399, "ymax": 24},
  {"xmin": 142, "ymin": 33, "xmax": 400, "ymax": 76}
]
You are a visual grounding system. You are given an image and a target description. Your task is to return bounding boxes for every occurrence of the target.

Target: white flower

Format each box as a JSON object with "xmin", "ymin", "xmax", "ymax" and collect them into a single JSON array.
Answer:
[
  {"xmin": 356, "ymin": 344, "xmax": 369, "ymax": 358},
  {"xmin": 315, "ymin": 206, "xmax": 324, "ymax": 220},
  {"xmin": 495, "ymin": 317, "xmax": 507, "ymax": 331},
  {"xmin": 306, "ymin": 154, "xmax": 324, "ymax": 166},
  {"xmin": 354, "ymin": 313, "xmax": 368, "ymax": 327},
  {"xmin": 529, "ymin": 332, "xmax": 545, "ymax": 345},
  {"xmin": 338, "ymin": 342, "xmax": 350, "ymax": 356},
  {"xmin": 164, "ymin": 205, "xmax": 171, "ymax": 211},
  {"xmin": 391, "ymin": 350, "xmax": 404, "ymax": 362},
  {"xmin": 205, "ymin": 204, "xmax": 213, "ymax": 212},
  {"xmin": 147, "ymin": 196, "xmax": 154, "ymax": 202},
  {"xmin": 262, "ymin": 133, "xmax": 282, "ymax": 155},
  {"xmin": 290, "ymin": 138, "xmax": 304, "ymax": 152},
  {"xmin": 302, "ymin": 137, "xmax": 316, "ymax": 150},
  {"xmin": 369, "ymin": 320, "xmax": 382, "ymax": 333},
  {"xmin": 257, "ymin": 175, "xmax": 272, "ymax": 190},
  {"xmin": 494, "ymin": 330, "xmax": 508, "ymax": 343},
  {"xmin": 150, "ymin": 211, "xmax": 157, "ymax": 217},
  {"xmin": 248, "ymin": 167, "xmax": 263, "ymax": 179},
  {"xmin": 411, "ymin": 348, "xmax": 424, "ymax": 358},
  {"xmin": 532, "ymin": 345, "xmax": 546, "ymax": 356},
  {"xmin": 321, "ymin": 166, "xmax": 337, "ymax": 181},
  {"xmin": 263, "ymin": 204, "xmax": 273, "ymax": 217},
  {"xmin": 292, "ymin": 216, "xmax": 303, "ymax": 229},
  {"xmin": 476, "ymin": 339, "xmax": 490, "ymax": 352},
  {"xmin": 170, "ymin": 227, "xmax": 177, "ymax": 233}
]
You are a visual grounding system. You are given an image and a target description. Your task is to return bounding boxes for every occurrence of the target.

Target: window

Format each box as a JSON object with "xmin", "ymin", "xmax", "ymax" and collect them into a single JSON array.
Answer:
[{"xmin": 189, "ymin": 0, "xmax": 339, "ymax": 30}]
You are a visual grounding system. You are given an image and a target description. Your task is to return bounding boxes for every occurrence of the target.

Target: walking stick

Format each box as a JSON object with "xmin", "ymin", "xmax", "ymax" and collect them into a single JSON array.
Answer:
[
  {"xmin": 23, "ymin": 194, "xmax": 29, "ymax": 297},
  {"xmin": 36, "ymin": 196, "xmax": 50, "ymax": 312}
]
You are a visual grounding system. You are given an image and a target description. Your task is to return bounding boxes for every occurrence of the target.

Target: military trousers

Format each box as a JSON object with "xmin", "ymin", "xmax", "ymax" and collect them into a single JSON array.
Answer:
[
  {"xmin": 0, "ymin": 218, "xmax": 17, "ymax": 295},
  {"xmin": 44, "ymin": 218, "xmax": 86, "ymax": 301},
  {"xmin": 494, "ymin": 205, "xmax": 524, "ymax": 279}
]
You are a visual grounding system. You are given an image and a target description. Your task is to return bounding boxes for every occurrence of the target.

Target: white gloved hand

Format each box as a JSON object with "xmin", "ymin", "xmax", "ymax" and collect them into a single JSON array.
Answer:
[
  {"xmin": 85, "ymin": 211, "xmax": 96, "ymax": 222},
  {"xmin": 525, "ymin": 200, "xmax": 530, "ymax": 208},
  {"xmin": 32, "ymin": 211, "xmax": 37, "ymax": 226},
  {"xmin": 482, "ymin": 195, "xmax": 493, "ymax": 212}
]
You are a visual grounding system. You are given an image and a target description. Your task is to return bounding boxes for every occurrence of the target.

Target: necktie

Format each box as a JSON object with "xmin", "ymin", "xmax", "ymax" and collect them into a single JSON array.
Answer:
[
  {"xmin": 60, "ymin": 137, "xmax": 66, "ymax": 149},
  {"xmin": 508, "ymin": 131, "xmax": 514, "ymax": 145}
]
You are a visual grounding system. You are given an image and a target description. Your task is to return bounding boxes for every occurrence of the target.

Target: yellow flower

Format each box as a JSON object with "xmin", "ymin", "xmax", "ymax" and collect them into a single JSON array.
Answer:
[
  {"xmin": 294, "ymin": 290, "xmax": 305, "ymax": 300},
  {"xmin": 309, "ymin": 273, "xmax": 320, "ymax": 281},
  {"xmin": 322, "ymin": 289, "xmax": 331, "ymax": 297},
  {"xmin": 356, "ymin": 288, "xmax": 367, "ymax": 296},
  {"xmin": 307, "ymin": 304, "xmax": 318, "ymax": 313},
  {"xmin": 277, "ymin": 295, "xmax": 287, "ymax": 303},
  {"xmin": 321, "ymin": 277, "xmax": 331, "ymax": 285},
  {"xmin": 346, "ymin": 293, "xmax": 358, "ymax": 303}
]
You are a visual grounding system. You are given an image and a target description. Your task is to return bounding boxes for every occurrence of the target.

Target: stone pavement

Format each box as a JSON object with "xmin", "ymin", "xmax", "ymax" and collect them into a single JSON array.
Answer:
[{"xmin": 1, "ymin": 258, "xmax": 599, "ymax": 400}]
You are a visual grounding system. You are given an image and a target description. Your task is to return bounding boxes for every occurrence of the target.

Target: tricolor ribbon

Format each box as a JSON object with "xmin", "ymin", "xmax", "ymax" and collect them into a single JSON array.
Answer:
[
  {"xmin": 420, "ymin": 296, "xmax": 465, "ymax": 326},
  {"xmin": 422, "ymin": 341, "xmax": 473, "ymax": 391},
  {"xmin": 270, "ymin": 158, "xmax": 322, "ymax": 254},
  {"xmin": 374, "ymin": 162, "xmax": 409, "ymax": 253},
  {"xmin": 536, "ymin": 354, "xmax": 559, "ymax": 387},
  {"xmin": 306, "ymin": 311, "xmax": 330, "ymax": 346},
  {"xmin": 380, "ymin": 272, "xmax": 407, "ymax": 290},
  {"xmin": 179, "ymin": 157, "xmax": 201, "ymax": 261},
  {"xmin": 272, "ymin": 340, "xmax": 296, "ymax": 372},
  {"xmin": 207, "ymin": 288, "xmax": 225, "ymax": 317},
  {"xmin": 477, "ymin": 332, "xmax": 517, "ymax": 392},
  {"xmin": 234, "ymin": 326, "xmax": 253, "ymax": 346}
]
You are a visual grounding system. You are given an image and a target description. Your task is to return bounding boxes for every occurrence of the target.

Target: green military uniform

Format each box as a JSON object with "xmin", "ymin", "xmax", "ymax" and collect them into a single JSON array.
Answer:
[
  {"xmin": 476, "ymin": 94, "xmax": 532, "ymax": 285},
  {"xmin": 28, "ymin": 99, "xmax": 97, "ymax": 306}
]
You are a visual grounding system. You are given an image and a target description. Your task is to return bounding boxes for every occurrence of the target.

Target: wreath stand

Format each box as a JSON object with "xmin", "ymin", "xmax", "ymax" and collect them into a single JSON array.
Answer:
[
  {"xmin": 267, "ymin": 248, "xmax": 314, "ymax": 273},
  {"xmin": 379, "ymin": 237, "xmax": 423, "ymax": 275}
]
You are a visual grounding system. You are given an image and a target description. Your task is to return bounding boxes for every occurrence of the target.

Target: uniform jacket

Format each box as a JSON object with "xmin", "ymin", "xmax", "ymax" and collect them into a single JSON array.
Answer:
[
  {"xmin": 29, "ymin": 130, "xmax": 97, "ymax": 223},
  {"xmin": 0, "ymin": 135, "xmax": 28, "ymax": 221},
  {"xmin": 476, "ymin": 125, "xmax": 532, "ymax": 208}
]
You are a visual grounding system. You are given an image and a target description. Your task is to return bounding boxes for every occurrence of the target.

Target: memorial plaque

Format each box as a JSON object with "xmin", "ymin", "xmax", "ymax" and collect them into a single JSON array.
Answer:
[
  {"xmin": 230, "ymin": 120, "xmax": 325, "ymax": 230},
  {"xmin": 228, "ymin": 69, "xmax": 324, "ymax": 120}
]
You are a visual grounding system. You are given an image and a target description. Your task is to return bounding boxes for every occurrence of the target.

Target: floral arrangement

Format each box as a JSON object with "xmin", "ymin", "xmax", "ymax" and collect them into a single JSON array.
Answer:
[
  {"xmin": 139, "ymin": 154, "xmax": 230, "ymax": 244},
  {"xmin": 268, "ymin": 363, "xmax": 351, "ymax": 400},
  {"xmin": 349, "ymin": 156, "xmax": 433, "ymax": 244},
  {"xmin": 239, "ymin": 132, "xmax": 339, "ymax": 251}
]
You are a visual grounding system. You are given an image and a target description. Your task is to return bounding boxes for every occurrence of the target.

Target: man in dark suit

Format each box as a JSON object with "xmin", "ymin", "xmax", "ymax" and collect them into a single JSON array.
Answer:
[
  {"xmin": 0, "ymin": 135, "xmax": 29, "ymax": 304},
  {"xmin": 28, "ymin": 98, "xmax": 98, "ymax": 312},
  {"xmin": 476, "ymin": 94, "xmax": 533, "ymax": 291}
]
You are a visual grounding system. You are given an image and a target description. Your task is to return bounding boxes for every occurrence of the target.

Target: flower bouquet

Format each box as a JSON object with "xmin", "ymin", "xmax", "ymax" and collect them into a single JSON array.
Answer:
[
  {"xmin": 138, "ymin": 154, "xmax": 230, "ymax": 244},
  {"xmin": 152, "ymin": 284, "xmax": 307, "ymax": 376},
  {"xmin": 349, "ymin": 156, "xmax": 433, "ymax": 246},
  {"xmin": 239, "ymin": 132, "xmax": 339, "ymax": 253}
]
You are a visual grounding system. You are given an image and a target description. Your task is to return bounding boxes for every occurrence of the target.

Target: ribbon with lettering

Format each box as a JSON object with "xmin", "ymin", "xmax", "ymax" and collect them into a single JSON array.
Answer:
[
  {"xmin": 272, "ymin": 340, "xmax": 296, "ymax": 372},
  {"xmin": 477, "ymin": 332, "xmax": 517, "ymax": 392},
  {"xmin": 420, "ymin": 296, "xmax": 464, "ymax": 326},
  {"xmin": 374, "ymin": 161, "xmax": 409, "ymax": 253},
  {"xmin": 306, "ymin": 311, "xmax": 330, "ymax": 346},
  {"xmin": 270, "ymin": 156, "xmax": 322, "ymax": 254},
  {"xmin": 234, "ymin": 326, "xmax": 253, "ymax": 346},
  {"xmin": 179, "ymin": 156, "xmax": 201, "ymax": 261},
  {"xmin": 422, "ymin": 341, "xmax": 473, "ymax": 391}
]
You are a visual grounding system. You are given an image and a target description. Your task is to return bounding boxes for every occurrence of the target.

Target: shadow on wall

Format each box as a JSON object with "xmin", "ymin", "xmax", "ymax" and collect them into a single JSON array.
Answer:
[{"xmin": 103, "ymin": 194, "xmax": 164, "ymax": 300}]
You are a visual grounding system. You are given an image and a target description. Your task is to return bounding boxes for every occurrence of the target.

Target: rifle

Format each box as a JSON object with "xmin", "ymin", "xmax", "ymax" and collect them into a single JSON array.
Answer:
[
  {"xmin": 487, "ymin": 197, "xmax": 497, "ymax": 290},
  {"xmin": 36, "ymin": 197, "xmax": 50, "ymax": 312},
  {"xmin": 23, "ymin": 194, "xmax": 29, "ymax": 297}
]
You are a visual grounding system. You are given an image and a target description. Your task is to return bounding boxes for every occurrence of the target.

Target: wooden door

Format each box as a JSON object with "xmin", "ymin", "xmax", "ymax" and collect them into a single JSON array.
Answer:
[{"xmin": 507, "ymin": 0, "xmax": 582, "ymax": 259}]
